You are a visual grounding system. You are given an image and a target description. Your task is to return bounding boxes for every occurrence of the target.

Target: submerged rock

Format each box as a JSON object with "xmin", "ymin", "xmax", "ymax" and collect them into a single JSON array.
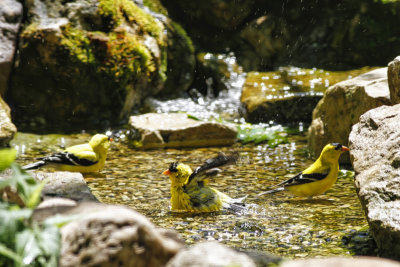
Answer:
[
  {"xmin": 308, "ymin": 68, "xmax": 391, "ymax": 163},
  {"xmin": 239, "ymin": 67, "xmax": 375, "ymax": 124},
  {"xmin": 0, "ymin": 96, "xmax": 17, "ymax": 146},
  {"xmin": 0, "ymin": 0, "xmax": 22, "ymax": 96},
  {"xmin": 60, "ymin": 202, "xmax": 183, "ymax": 267},
  {"xmin": 349, "ymin": 104, "xmax": 400, "ymax": 260},
  {"xmin": 240, "ymin": 70, "xmax": 323, "ymax": 123},
  {"xmin": 388, "ymin": 56, "xmax": 400, "ymax": 105},
  {"xmin": 166, "ymin": 241, "xmax": 256, "ymax": 267},
  {"xmin": 128, "ymin": 113, "xmax": 237, "ymax": 148}
]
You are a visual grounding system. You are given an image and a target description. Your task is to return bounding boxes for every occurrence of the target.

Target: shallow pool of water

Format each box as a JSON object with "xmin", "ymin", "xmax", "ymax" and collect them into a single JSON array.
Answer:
[{"xmin": 13, "ymin": 132, "xmax": 370, "ymax": 259}]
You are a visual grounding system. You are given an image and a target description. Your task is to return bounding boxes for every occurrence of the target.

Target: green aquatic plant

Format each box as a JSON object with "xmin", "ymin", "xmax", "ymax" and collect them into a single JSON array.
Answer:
[{"xmin": 237, "ymin": 123, "xmax": 288, "ymax": 147}]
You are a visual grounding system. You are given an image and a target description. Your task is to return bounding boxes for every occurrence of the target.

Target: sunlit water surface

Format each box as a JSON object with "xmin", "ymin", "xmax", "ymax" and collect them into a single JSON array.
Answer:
[{"xmin": 12, "ymin": 62, "xmax": 376, "ymax": 259}]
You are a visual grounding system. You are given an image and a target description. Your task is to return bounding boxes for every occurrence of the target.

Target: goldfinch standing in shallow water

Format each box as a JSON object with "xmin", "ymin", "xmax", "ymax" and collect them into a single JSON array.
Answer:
[
  {"xmin": 258, "ymin": 143, "xmax": 349, "ymax": 198},
  {"xmin": 162, "ymin": 152, "xmax": 246, "ymax": 212},
  {"xmin": 23, "ymin": 134, "xmax": 111, "ymax": 173}
]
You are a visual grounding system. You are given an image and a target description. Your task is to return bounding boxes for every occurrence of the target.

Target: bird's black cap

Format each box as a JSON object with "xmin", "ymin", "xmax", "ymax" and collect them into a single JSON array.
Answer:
[
  {"xmin": 331, "ymin": 143, "xmax": 343, "ymax": 150},
  {"xmin": 169, "ymin": 162, "xmax": 179, "ymax": 172}
]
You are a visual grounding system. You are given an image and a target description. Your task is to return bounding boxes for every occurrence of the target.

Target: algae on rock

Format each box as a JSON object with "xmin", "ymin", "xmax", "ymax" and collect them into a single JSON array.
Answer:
[{"xmin": 9, "ymin": 0, "xmax": 172, "ymax": 130}]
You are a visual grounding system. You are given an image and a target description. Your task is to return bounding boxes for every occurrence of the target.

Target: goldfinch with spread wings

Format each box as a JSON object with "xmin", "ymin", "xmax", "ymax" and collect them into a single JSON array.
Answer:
[
  {"xmin": 162, "ymin": 152, "xmax": 246, "ymax": 212},
  {"xmin": 258, "ymin": 143, "xmax": 349, "ymax": 198},
  {"xmin": 23, "ymin": 134, "xmax": 111, "ymax": 173}
]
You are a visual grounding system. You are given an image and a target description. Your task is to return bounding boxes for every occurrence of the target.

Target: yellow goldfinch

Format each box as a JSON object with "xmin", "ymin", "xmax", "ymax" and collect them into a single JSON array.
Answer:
[
  {"xmin": 23, "ymin": 134, "xmax": 111, "ymax": 173},
  {"xmin": 162, "ymin": 152, "xmax": 246, "ymax": 212},
  {"xmin": 258, "ymin": 143, "xmax": 349, "ymax": 198}
]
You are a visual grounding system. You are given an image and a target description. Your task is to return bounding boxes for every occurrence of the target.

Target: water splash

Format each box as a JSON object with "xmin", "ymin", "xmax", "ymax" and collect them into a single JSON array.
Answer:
[{"xmin": 145, "ymin": 53, "xmax": 246, "ymax": 122}]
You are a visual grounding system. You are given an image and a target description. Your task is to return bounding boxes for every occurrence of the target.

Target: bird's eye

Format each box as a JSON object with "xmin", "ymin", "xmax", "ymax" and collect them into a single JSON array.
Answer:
[
  {"xmin": 169, "ymin": 162, "xmax": 179, "ymax": 172},
  {"xmin": 331, "ymin": 143, "xmax": 342, "ymax": 150}
]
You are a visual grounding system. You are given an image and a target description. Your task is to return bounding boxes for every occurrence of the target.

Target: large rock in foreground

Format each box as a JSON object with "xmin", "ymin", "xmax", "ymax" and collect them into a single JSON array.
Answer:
[
  {"xmin": 308, "ymin": 68, "xmax": 391, "ymax": 163},
  {"xmin": 59, "ymin": 202, "xmax": 183, "ymax": 267},
  {"xmin": 167, "ymin": 242, "xmax": 256, "ymax": 267},
  {"xmin": 349, "ymin": 104, "xmax": 400, "ymax": 260},
  {"xmin": 281, "ymin": 257, "xmax": 400, "ymax": 267},
  {"xmin": 128, "ymin": 113, "xmax": 237, "ymax": 148},
  {"xmin": 0, "ymin": 97, "xmax": 17, "ymax": 146}
]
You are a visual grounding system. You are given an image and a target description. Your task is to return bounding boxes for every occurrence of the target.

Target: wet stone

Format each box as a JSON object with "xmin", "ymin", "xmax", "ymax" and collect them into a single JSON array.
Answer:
[{"xmin": 128, "ymin": 113, "xmax": 237, "ymax": 148}]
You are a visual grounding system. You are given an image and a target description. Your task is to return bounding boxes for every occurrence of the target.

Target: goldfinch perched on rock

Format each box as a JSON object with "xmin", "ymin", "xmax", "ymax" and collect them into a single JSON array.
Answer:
[
  {"xmin": 162, "ymin": 152, "xmax": 246, "ymax": 212},
  {"xmin": 23, "ymin": 134, "xmax": 111, "ymax": 173},
  {"xmin": 258, "ymin": 143, "xmax": 349, "ymax": 198}
]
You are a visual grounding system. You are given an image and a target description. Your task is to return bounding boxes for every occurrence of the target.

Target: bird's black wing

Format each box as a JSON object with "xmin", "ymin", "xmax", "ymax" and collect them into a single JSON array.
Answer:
[
  {"xmin": 276, "ymin": 168, "xmax": 330, "ymax": 187},
  {"xmin": 186, "ymin": 152, "xmax": 239, "ymax": 186},
  {"xmin": 39, "ymin": 152, "xmax": 97, "ymax": 166}
]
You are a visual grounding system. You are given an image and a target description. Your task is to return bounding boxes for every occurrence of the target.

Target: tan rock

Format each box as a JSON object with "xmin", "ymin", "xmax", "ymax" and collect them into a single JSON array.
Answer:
[
  {"xmin": 281, "ymin": 257, "xmax": 400, "ymax": 267},
  {"xmin": 167, "ymin": 241, "xmax": 256, "ymax": 267},
  {"xmin": 388, "ymin": 56, "xmax": 400, "ymax": 104},
  {"xmin": 349, "ymin": 104, "xmax": 400, "ymax": 259},
  {"xmin": 128, "ymin": 113, "xmax": 237, "ymax": 148},
  {"xmin": 60, "ymin": 203, "xmax": 183, "ymax": 267},
  {"xmin": 308, "ymin": 68, "xmax": 391, "ymax": 163},
  {"xmin": 0, "ymin": 97, "xmax": 17, "ymax": 146}
]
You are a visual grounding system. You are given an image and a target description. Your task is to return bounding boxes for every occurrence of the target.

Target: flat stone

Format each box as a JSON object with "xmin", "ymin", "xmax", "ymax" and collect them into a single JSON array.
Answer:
[
  {"xmin": 308, "ymin": 68, "xmax": 391, "ymax": 163},
  {"xmin": 128, "ymin": 113, "xmax": 237, "ymax": 148},
  {"xmin": 349, "ymin": 104, "xmax": 400, "ymax": 259}
]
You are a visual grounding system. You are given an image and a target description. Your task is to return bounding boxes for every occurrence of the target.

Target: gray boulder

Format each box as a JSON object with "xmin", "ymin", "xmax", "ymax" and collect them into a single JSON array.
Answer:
[
  {"xmin": 308, "ymin": 68, "xmax": 391, "ymax": 163},
  {"xmin": 0, "ymin": 0, "xmax": 22, "ymax": 95},
  {"xmin": 59, "ymin": 202, "xmax": 183, "ymax": 267},
  {"xmin": 166, "ymin": 241, "xmax": 256, "ymax": 267},
  {"xmin": 0, "ymin": 96, "xmax": 17, "ymax": 146},
  {"xmin": 281, "ymin": 257, "xmax": 400, "ymax": 267},
  {"xmin": 388, "ymin": 56, "xmax": 400, "ymax": 105},
  {"xmin": 349, "ymin": 104, "xmax": 400, "ymax": 259},
  {"xmin": 34, "ymin": 171, "xmax": 98, "ymax": 202},
  {"xmin": 0, "ymin": 170, "xmax": 97, "ymax": 203},
  {"xmin": 128, "ymin": 113, "xmax": 237, "ymax": 148}
]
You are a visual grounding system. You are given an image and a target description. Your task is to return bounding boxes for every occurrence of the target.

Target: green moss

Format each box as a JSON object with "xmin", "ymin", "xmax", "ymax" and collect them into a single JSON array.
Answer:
[
  {"xmin": 143, "ymin": 0, "xmax": 168, "ymax": 16},
  {"xmin": 170, "ymin": 21, "xmax": 195, "ymax": 54},
  {"xmin": 60, "ymin": 26, "xmax": 95, "ymax": 64},
  {"xmin": 98, "ymin": 0, "xmax": 164, "ymax": 44}
]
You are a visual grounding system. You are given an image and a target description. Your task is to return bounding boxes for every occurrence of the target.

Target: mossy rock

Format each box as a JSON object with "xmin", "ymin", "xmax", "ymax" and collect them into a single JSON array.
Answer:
[{"xmin": 8, "ymin": 0, "xmax": 168, "ymax": 131}]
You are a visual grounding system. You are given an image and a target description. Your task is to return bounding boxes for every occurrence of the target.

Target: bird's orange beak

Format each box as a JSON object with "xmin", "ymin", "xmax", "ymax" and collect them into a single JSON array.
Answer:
[
  {"xmin": 341, "ymin": 146, "xmax": 349, "ymax": 152},
  {"xmin": 162, "ymin": 169, "xmax": 170, "ymax": 175}
]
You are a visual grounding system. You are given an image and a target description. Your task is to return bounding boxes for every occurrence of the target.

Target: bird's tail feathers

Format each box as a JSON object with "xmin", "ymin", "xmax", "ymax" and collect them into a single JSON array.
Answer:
[
  {"xmin": 22, "ymin": 161, "xmax": 46, "ymax": 170},
  {"xmin": 224, "ymin": 195, "xmax": 248, "ymax": 213},
  {"xmin": 256, "ymin": 187, "xmax": 285, "ymax": 197}
]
